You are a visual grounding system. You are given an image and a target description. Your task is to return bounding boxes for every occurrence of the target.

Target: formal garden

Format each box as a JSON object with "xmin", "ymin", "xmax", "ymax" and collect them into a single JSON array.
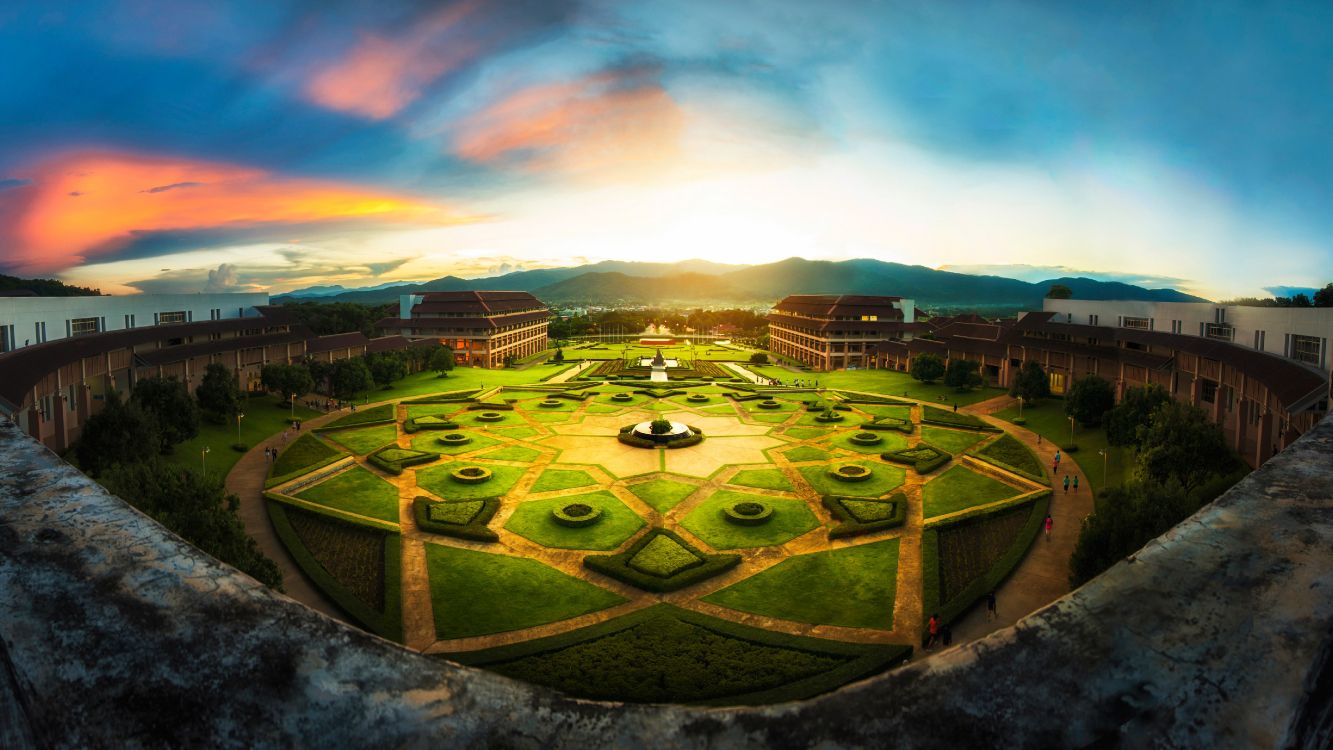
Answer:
[{"xmin": 261, "ymin": 368, "xmax": 1050, "ymax": 705}]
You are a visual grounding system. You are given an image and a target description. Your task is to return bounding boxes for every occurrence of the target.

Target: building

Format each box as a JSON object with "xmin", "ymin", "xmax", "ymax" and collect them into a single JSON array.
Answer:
[
  {"xmin": 767, "ymin": 294, "xmax": 917, "ymax": 371},
  {"xmin": 871, "ymin": 300, "xmax": 1332, "ymax": 468},
  {"xmin": 377, "ymin": 291, "xmax": 550, "ymax": 368},
  {"xmin": 0, "ymin": 294, "xmax": 428, "ymax": 452},
  {"xmin": 0, "ymin": 292, "xmax": 270, "ymax": 353}
]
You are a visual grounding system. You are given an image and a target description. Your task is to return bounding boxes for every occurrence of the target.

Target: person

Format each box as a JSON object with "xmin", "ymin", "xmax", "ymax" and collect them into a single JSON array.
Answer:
[
  {"xmin": 1036, "ymin": 434, "xmax": 1042, "ymax": 446},
  {"xmin": 1044, "ymin": 514, "xmax": 1053, "ymax": 539},
  {"xmin": 986, "ymin": 591, "xmax": 997, "ymax": 621},
  {"xmin": 1073, "ymin": 475, "xmax": 1079, "ymax": 492},
  {"xmin": 952, "ymin": 402, "xmax": 958, "ymax": 412},
  {"xmin": 1063, "ymin": 474, "xmax": 1070, "ymax": 493},
  {"xmin": 926, "ymin": 613, "xmax": 940, "ymax": 649},
  {"xmin": 295, "ymin": 420, "xmax": 301, "ymax": 432},
  {"xmin": 1054, "ymin": 449, "xmax": 1061, "ymax": 465},
  {"xmin": 941, "ymin": 623, "xmax": 953, "ymax": 648}
]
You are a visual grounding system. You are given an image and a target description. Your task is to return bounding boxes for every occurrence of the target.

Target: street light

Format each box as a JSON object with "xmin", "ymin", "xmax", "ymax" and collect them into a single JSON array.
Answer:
[
  {"xmin": 201, "ymin": 446, "xmax": 210, "ymax": 474},
  {"xmin": 237, "ymin": 412, "xmax": 246, "ymax": 442},
  {"xmin": 1068, "ymin": 415, "xmax": 1075, "ymax": 447},
  {"xmin": 1098, "ymin": 449, "xmax": 1108, "ymax": 487},
  {"xmin": 1018, "ymin": 395, "xmax": 1024, "ymax": 418}
]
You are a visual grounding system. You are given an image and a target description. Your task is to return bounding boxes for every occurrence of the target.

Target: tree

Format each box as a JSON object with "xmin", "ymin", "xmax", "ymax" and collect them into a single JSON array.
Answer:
[
  {"xmin": 943, "ymin": 358, "xmax": 983, "ymax": 391},
  {"xmin": 366, "ymin": 352, "xmax": 406, "ymax": 387},
  {"xmin": 196, "ymin": 363, "xmax": 242, "ymax": 423},
  {"xmin": 1290, "ymin": 293, "xmax": 1312, "ymax": 308},
  {"xmin": 910, "ymin": 353, "xmax": 945, "ymax": 383},
  {"xmin": 1046, "ymin": 284, "xmax": 1073, "ymax": 299},
  {"xmin": 749, "ymin": 352, "xmax": 769, "ymax": 365},
  {"xmin": 132, "ymin": 376, "xmax": 200, "ymax": 453},
  {"xmin": 1009, "ymin": 361, "xmax": 1050, "ymax": 403},
  {"xmin": 1064, "ymin": 375, "xmax": 1115, "ymax": 427},
  {"xmin": 261, "ymin": 363, "xmax": 314, "ymax": 406},
  {"xmin": 99, "ymin": 460, "xmax": 282, "ymax": 588},
  {"xmin": 329, "ymin": 358, "xmax": 374, "ymax": 399},
  {"xmin": 1314, "ymin": 283, "xmax": 1333, "ymax": 308},
  {"xmin": 429, "ymin": 346, "xmax": 456, "ymax": 376},
  {"xmin": 75, "ymin": 391, "xmax": 160, "ymax": 476},
  {"xmin": 306, "ymin": 359, "xmax": 332, "ymax": 394},
  {"xmin": 1134, "ymin": 401, "xmax": 1237, "ymax": 491},
  {"xmin": 1104, "ymin": 384, "xmax": 1172, "ymax": 446},
  {"xmin": 552, "ymin": 348, "xmax": 565, "ymax": 363}
]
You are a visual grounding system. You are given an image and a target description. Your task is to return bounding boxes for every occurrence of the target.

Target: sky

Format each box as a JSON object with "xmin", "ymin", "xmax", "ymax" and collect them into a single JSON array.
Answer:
[{"xmin": 0, "ymin": 0, "xmax": 1330, "ymax": 299}]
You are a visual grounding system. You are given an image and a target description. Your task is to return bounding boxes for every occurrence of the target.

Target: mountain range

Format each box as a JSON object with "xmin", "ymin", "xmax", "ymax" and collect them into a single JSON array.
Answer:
[{"xmin": 273, "ymin": 257, "xmax": 1208, "ymax": 309}]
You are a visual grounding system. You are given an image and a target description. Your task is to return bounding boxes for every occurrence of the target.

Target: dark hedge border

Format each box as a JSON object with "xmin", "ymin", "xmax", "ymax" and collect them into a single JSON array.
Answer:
[
  {"xmin": 412, "ymin": 495, "xmax": 500, "ymax": 542},
  {"xmin": 881, "ymin": 442, "xmax": 952, "ymax": 474},
  {"xmin": 367, "ymin": 445, "xmax": 441, "ymax": 475},
  {"xmin": 553, "ymin": 503, "xmax": 603, "ymax": 527},
  {"xmin": 584, "ymin": 529, "xmax": 739, "ymax": 593},
  {"xmin": 921, "ymin": 491, "xmax": 1051, "ymax": 632},
  {"xmin": 265, "ymin": 433, "xmax": 349, "ymax": 489},
  {"xmin": 859, "ymin": 416, "xmax": 914, "ymax": 434},
  {"xmin": 823, "ymin": 492, "xmax": 908, "ymax": 539},
  {"xmin": 403, "ymin": 415, "xmax": 460, "ymax": 434},
  {"xmin": 967, "ymin": 434, "xmax": 1047, "ymax": 483},
  {"xmin": 443, "ymin": 604, "xmax": 911, "ymax": 706},
  {"xmin": 266, "ymin": 500, "xmax": 403, "ymax": 641},
  {"xmin": 832, "ymin": 391, "xmax": 913, "ymax": 405},
  {"xmin": 402, "ymin": 389, "xmax": 482, "ymax": 404},
  {"xmin": 920, "ymin": 405, "xmax": 1000, "ymax": 432},
  {"xmin": 319, "ymin": 403, "xmax": 396, "ymax": 430}
]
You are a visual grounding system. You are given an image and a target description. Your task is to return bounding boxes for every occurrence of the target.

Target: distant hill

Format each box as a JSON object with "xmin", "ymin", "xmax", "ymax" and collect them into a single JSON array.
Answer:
[
  {"xmin": 273, "ymin": 257, "xmax": 1209, "ymax": 309},
  {"xmin": 0, "ymin": 274, "xmax": 102, "ymax": 297}
]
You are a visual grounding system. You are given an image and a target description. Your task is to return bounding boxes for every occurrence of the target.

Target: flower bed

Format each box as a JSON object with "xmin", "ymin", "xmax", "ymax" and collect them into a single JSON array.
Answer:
[
  {"xmin": 439, "ymin": 433, "xmax": 471, "ymax": 447},
  {"xmin": 848, "ymin": 431, "xmax": 883, "ymax": 446},
  {"xmin": 552, "ymin": 502, "xmax": 604, "ymax": 528},
  {"xmin": 723, "ymin": 501, "xmax": 774, "ymax": 526},
  {"xmin": 829, "ymin": 464, "xmax": 872, "ymax": 482},
  {"xmin": 451, "ymin": 466, "xmax": 493, "ymax": 484},
  {"xmin": 538, "ymin": 399, "xmax": 563, "ymax": 408}
]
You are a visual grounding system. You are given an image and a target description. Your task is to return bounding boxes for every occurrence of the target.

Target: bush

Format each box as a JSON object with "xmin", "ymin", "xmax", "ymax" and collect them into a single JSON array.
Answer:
[
  {"xmin": 553, "ymin": 503, "xmax": 603, "ymax": 528},
  {"xmin": 748, "ymin": 352, "xmax": 769, "ymax": 365},
  {"xmin": 823, "ymin": 493, "xmax": 908, "ymax": 539},
  {"xmin": 367, "ymin": 445, "xmax": 440, "ymax": 475},
  {"xmin": 757, "ymin": 399, "xmax": 781, "ymax": 409},
  {"xmin": 687, "ymin": 393, "xmax": 709, "ymax": 403},
  {"xmin": 881, "ymin": 443, "xmax": 951, "ymax": 474},
  {"xmin": 723, "ymin": 501, "xmax": 773, "ymax": 526},
  {"xmin": 910, "ymin": 353, "xmax": 945, "ymax": 383},
  {"xmin": 969, "ymin": 434, "xmax": 1045, "ymax": 482},
  {"xmin": 920, "ymin": 405, "xmax": 999, "ymax": 431},
  {"xmin": 828, "ymin": 463, "xmax": 872, "ymax": 482},
  {"xmin": 412, "ymin": 496, "xmax": 500, "ymax": 542},
  {"xmin": 650, "ymin": 418, "xmax": 672, "ymax": 435},
  {"xmin": 404, "ymin": 415, "xmax": 460, "ymax": 433},
  {"xmin": 451, "ymin": 466, "xmax": 493, "ymax": 484},
  {"xmin": 848, "ymin": 431, "xmax": 883, "ymax": 446},
  {"xmin": 230, "ymin": 442, "xmax": 248, "ymax": 452},
  {"xmin": 538, "ymin": 399, "xmax": 562, "ymax": 408},
  {"xmin": 1065, "ymin": 375, "xmax": 1115, "ymax": 427},
  {"xmin": 439, "ymin": 433, "xmax": 471, "ymax": 447},
  {"xmin": 814, "ymin": 409, "xmax": 845, "ymax": 423},
  {"xmin": 1010, "ymin": 417, "xmax": 1026, "ymax": 425},
  {"xmin": 584, "ymin": 529, "xmax": 740, "ymax": 592}
]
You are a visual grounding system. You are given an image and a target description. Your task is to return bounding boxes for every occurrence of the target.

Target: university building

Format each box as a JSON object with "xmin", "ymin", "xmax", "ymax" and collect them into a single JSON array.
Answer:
[
  {"xmin": 377, "ymin": 291, "xmax": 550, "ymax": 368},
  {"xmin": 767, "ymin": 294, "xmax": 917, "ymax": 371},
  {"xmin": 871, "ymin": 300, "xmax": 1332, "ymax": 468}
]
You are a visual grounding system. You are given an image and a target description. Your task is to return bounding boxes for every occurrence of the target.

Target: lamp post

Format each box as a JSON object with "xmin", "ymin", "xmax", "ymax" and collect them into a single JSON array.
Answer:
[
  {"xmin": 236, "ymin": 412, "xmax": 245, "ymax": 443},
  {"xmin": 201, "ymin": 446, "xmax": 210, "ymax": 474},
  {"xmin": 1098, "ymin": 449, "xmax": 1108, "ymax": 487},
  {"xmin": 1018, "ymin": 395, "xmax": 1024, "ymax": 418},
  {"xmin": 1068, "ymin": 416, "xmax": 1075, "ymax": 447}
]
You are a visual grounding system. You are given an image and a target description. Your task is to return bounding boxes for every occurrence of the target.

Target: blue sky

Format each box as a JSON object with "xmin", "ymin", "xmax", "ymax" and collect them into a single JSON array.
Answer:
[{"xmin": 0, "ymin": 0, "xmax": 1328, "ymax": 298}]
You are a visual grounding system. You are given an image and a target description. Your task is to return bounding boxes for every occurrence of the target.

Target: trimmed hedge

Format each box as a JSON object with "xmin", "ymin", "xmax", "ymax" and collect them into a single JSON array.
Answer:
[
  {"xmin": 552, "ymin": 502, "xmax": 603, "ymax": 528},
  {"xmin": 831, "ymin": 390, "xmax": 912, "ymax": 405},
  {"xmin": 828, "ymin": 463, "xmax": 873, "ymax": 482},
  {"xmin": 404, "ymin": 415, "xmax": 460, "ymax": 433},
  {"xmin": 920, "ymin": 406, "xmax": 999, "ymax": 432},
  {"xmin": 848, "ymin": 431, "xmax": 883, "ymax": 446},
  {"xmin": 823, "ymin": 493, "xmax": 907, "ymax": 539},
  {"xmin": 413, "ymin": 496, "xmax": 500, "ymax": 542},
  {"xmin": 403, "ymin": 389, "xmax": 481, "ymax": 403},
  {"xmin": 723, "ymin": 500, "xmax": 774, "ymax": 526},
  {"xmin": 367, "ymin": 445, "xmax": 440, "ymax": 475},
  {"xmin": 466, "ymin": 402, "xmax": 514, "ymax": 411},
  {"xmin": 584, "ymin": 529, "xmax": 740, "ymax": 592},
  {"xmin": 969, "ymin": 433, "xmax": 1046, "ymax": 483},
  {"xmin": 451, "ymin": 465, "xmax": 493, "ymax": 484},
  {"xmin": 266, "ymin": 433, "xmax": 348, "ymax": 488},
  {"xmin": 859, "ymin": 417, "xmax": 913, "ymax": 434},
  {"xmin": 881, "ymin": 442, "xmax": 952, "ymax": 474},
  {"xmin": 438, "ymin": 432, "xmax": 471, "ymax": 447},
  {"xmin": 320, "ymin": 403, "xmax": 395, "ymax": 430}
]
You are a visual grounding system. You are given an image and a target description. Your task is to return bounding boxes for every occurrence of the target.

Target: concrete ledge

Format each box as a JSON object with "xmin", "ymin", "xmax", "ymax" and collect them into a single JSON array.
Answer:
[{"xmin": 0, "ymin": 416, "xmax": 1330, "ymax": 748}]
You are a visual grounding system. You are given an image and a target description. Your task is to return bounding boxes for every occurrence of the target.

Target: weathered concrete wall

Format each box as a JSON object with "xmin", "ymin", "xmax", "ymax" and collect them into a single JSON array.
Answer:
[{"xmin": 0, "ymin": 416, "xmax": 1330, "ymax": 749}]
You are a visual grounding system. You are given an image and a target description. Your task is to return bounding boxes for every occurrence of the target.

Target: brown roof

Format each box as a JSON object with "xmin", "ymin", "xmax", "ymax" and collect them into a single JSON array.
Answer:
[
  {"xmin": 135, "ymin": 331, "xmax": 306, "ymax": 367},
  {"xmin": 767, "ymin": 313, "xmax": 914, "ymax": 335},
  {"xmin": 366, "ymin": 335, "xmax": 413, "ymax": 353},
  {"xmin": 305, "ymin": 332, "xmax": 369, "ymax": 354},
  {"xmin": 379, "ymin": 310, "xmax": 550, "ymax": 331},
  {"xmin": 413, "ymin": 290, "xmax": 547, "ymax": 316},
  {"xmin": 772, "ymin": 294, "xmax": 904, "ymax": 319}
]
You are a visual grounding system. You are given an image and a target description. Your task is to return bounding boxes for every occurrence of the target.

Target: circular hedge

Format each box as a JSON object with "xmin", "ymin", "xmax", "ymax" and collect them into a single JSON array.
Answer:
[
  {"xmin": 552, "ymin": 502, "xmax": 603, "ymax": 527},
  {"xmin": 849, "ymin": 431, "xmax": 883, "ymax": 446},
  {"xmin": 686, "ymin": 394, "xmax": 709, "ymax": 403},
  {"xmin": 814, "ymin": 410, "xmax": 845, "ymax": 423},
  {"xmin": 610, "ymin": 393, "xmax": 634, "ymax": 403},
  {"xmin": 451, "ymin": 466, "xmax": 493, "ymax": 484},
  {"xmin": 475, "ymin": 411, "xmax": 505, "ymax": 422},
  {"xmin": 757, "ymin": 399, "xmax": 781, "ymax": 409},
  {"xmin": 723, "ymin": 500, "xmax": 774, "ymax": 526},
  {"xmin": 439, "ymin": 433, "xmax": 471, "ymax": 446},
  {"xmin": 538, "ymin": 399, "xmax": 562, "ymax": 408},
  {"xmin": 829, "ymin": 463, "xmax": 872, "ymax": 482}
]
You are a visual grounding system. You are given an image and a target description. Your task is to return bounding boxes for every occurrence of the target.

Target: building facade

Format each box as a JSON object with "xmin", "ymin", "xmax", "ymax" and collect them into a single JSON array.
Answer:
[
  {"xmin": 767, "ymin": 294, "xmax": 917, "ymax": 371},
  {"xmin": 377, "ymin": 291, "xmax": 550, "ymax": 368}
]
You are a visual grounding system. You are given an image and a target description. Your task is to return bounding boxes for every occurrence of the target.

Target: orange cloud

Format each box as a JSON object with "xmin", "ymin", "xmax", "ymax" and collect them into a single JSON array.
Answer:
[
  {"xmin": 452, "ymin": 72, "xmax": 685, "ymax": 177},
  {"xmin": 304, "ymin": 2, "xmax": 482, "ymax": 120},
  {"xmin": 1, "ymin": 150, "xmax": 464, "ymax": 274}
]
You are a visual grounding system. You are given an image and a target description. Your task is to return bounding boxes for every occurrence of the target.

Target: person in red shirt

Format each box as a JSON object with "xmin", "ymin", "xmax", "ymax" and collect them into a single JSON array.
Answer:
[{"xmin": 926, "ymin": 613, "xmax": 940, "ymax": 649}]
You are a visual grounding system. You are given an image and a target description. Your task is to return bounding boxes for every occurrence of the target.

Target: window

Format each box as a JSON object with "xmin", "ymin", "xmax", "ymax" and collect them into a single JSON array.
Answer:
[
  {"xmin": 158, "ymin": 311, "xmax": 187, "ymax": 324},
  {"xmin": 1254, "ymin": 330, "xmax": 1266, "ymax": 351},
  {"xmin": 34, "ymin": 321, "xmax": 47, "ymax": 343},
  {"xmin": 1290, "ymin": 334, "xmax": 1324, "ymax": 366},
  {"xmin": 124, "ymin": 313, "xmax": 136, "ymax": 329},
  {"xmin": 210, "ymin": 308, "xmax": 222, "ymax": 321},
  {"xmin": 70, "ymin": 317, "xmax": 100, "ymax": 336},
  {"xmin": 1200, "ymin": 380, "xmax": 1218, "ymax": 404},
  {"xmin": 1204, "ymin": 323, "xmax": 1234, "ymax": 341},
  {"xmin": 1088, "ymin": 314, "xmax": 1099, "ymax": 326},
  {"xmin": 1123, "ymin": 316, "xmax": 1151, "ymax": 330},
  {"xmin": 859, "ymin": 315, "xmax": 878, "ymax": 321},
  {"xmin": 1171, "ymin": 320, "xmax": 1183, "ymax": 334},
  {"xmin": 0, "ymin": 324, "xmax": 14, "ymax": 352}
]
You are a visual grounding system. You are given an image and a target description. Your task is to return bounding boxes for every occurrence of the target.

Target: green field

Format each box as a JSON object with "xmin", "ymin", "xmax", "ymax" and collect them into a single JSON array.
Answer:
[
  {"xmin": 627, "ymin": 478, "xmax": 700, "ymax": 512},
  {"xmin": 798, "ymin": 461, "xmax": 906, "ymax": 498},
  {"xmin": 504, "ymin": 491, "xmax": 646, "ymax": 550},
  {"xmin": 680, "ymin": 490, "xmax": 821, "ymax": 549},
  {"xmin": 174, "ymin": 394, "xmax": 322, "ymax": 479},
  {"xmin": 992, "ymin": 401, "xmax": 1132, "ymax": 491},
  {"xmin": 296, "ymin": 466, "xmax": 400, "ymax": 523},
  {"xmin": 922, "ymin": 466, "xmax": 1020, "ymax": 518}
]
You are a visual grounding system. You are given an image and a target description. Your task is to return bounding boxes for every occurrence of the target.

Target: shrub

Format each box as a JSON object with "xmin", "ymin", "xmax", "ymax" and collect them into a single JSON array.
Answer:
[
  {"xmin": 920, "ymin": 406, "xmax": 998, "ymax": 431},
  {"xmin": 584, "ymin": 529, "xmax": 740, "ymax": 592},
  {"xmin": 230, "ymin": 442, "xmax": 248, "ymax": 452},
  {"xmin": 829, "ymin": 463, "xmax": 872, "ymax": 482},
  {"xmin": 723, "ymin": 501, "xmax": 774, "ymax": 526},
  {"xmin": 860, "ymin": 417, "xmax": 913, "ymax": 434},
  {"xmin": 849, "ymin": 431, "xmax": 882, "ymax": 446},
  {"xmin": 617, "ymin": 432, "xmax": 658, "ymax": 448},
  {"xmin": 881, "ymin": 443, "xmax": 951, "ymax": 474},
  {"xmin": 823, "ymin": 493, "xmax": 908, "ymax": 539},
  {"xmin": 1065, "ymin": 375, "xmax": 1115, "ymax": 427},
  {"xmin": 814, "ymin": 409, "xmax": 845, "ymax": 423},
  {"xmin": 1010, "ymin": 417, "xmax": 1027, "ymax": 425},
  {"xmin": 367, "ymin": 445, "xmax": 440, "ymax": 475},
  {"xmin": 748, "ymin": 352, "xmax": 769, "ymax": 365},
  {"xmin": 412, "ymin": 496, "xmax": 500, "ymax": 542},
  {"xmin": 439, "ymin": 433, "xmax": 471, "ymax": 447},
  {"xmin": 538, "ymin": 399, "xmax": 562, "ymax": 408},
  {"xmin": 475, "ymin": 412, "xmax": 506, "ymax": 422},
  {"xmin": 969, "ymin": 434, "xmax": 1045, "ymax": 482},
  {"xmin": 611, "ymin": 393, "xmax": 634, "ymax": 402},
  {"xmin": 466, "ymin": 402, "xmax": 514, "ymax": 411},
  {"xmin": 757, "ymin": 399, "xmax": 781, "ymax": 409},
  {"xmin": 650, "ymin": 418, "xmax": 673, "ymax": 435},
  {"xmin": 405, "ymin": 415, "xmax": 460, "ymax": 433},
  {"xmin": 687, "ymin": 393, "xmax": 709, "ymax": 403},
  {"xmin": 553, "ymin": 503, "xmax": 604, "ymax": 528},
  {"xmin": 451, "ymin": 465, "xmax": 493, "ymax": 484}
]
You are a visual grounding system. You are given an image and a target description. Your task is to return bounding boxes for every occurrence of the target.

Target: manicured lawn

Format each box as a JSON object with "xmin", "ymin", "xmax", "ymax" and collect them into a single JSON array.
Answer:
[
  {"xmin": 746, "ymin": 369, "xmax": 1003, "ymax": 407},
  {"xmin": 410, "ymin": 430, "xmax": 501, "ymax": 455},
  {"xmin": 504, "ymin": 491, "xmax": 646, "ymax": 550},
  {"xmin": 829, "ymin": 430, "xmax": 908, "ymax": 454},
  {"xmin": 424, "ymin": 544, "xmax": 625, "ymax": 639},
  {"xmin": 594, "ymin": 392, "xmax": 652, "ymax": 407},
  {"xmin": 530, "ymin": 468, "xmax": 599, "ymax": 493},
  {"xmin": 171, "ymin": 394, "xmax": 321, "ymax": 479},
  {"xmin": 798, "ymin": 461, "xmax": 906, "ymax": 498},
  {"xmin": 921, "ymin": 465, "xmax": 1020, "ymax": 518},
  {"xmin": 323, "ymin": 403, "xmax": 395, "ymax": 429},
  {"xmin": 781, "ymin": 426, "xmax": 831, "ymax": 440},
  {"xmin": 728, "ymin": 468, "xmax": 793, "ymax": 492},
  {"xmin": 974, "ymin": 434, "xmax": 1046, "ymax": 480},
  {"xmin": 493, "ymin": 425, "xmax": 542, "ymax": 439},
  {"xmin": 585, "ymin": 403, "xmax": 622, "ymax": 414},
  {"xmin": 527, "ymin": 410, "xmax": 574, "ymax": 422},
  {"xmin": 406, "ymin": 404, "xmax": 466, "ymax": 421},
  {"xmin": 417, "ymin": 462, "xmax": 525, "ymax": 500},
  {"xmin": 701, "ymin": 540, "xmax": 900, "ymax": 629},
  {"xmin": 679, "ymin": 490, "xmax": 820, "ymax": 549},
  {"xmin": 920, "ymin": 426, "xmax": 986, "ymax": 455},
  {"xmin": 456, "ymin": 410, "xmax": 521, "ymax": 427},
  {"xmin": 627, "ymin": 478, "xmax": 700, "ymax": 512},
  {"xmin": 270, "ymin": 433, "xmax": 344, "ymax": 479},
  {"xmin": 323, "ymin": 423, "xmax": 398, "ymax": 454},
  {"xmin": 296, "ymin": 466, "xmax": 400, "ymax": 523},
  {"xmin": 783, "ymin": 445, "xmax": 831, "ymax": 462},
  {"xmin": 477, "ymin": 445, "xmax": 543, "ymax": 462},
  {"xmin": 372, "ymin": 367, "xmax": 551, "ymax": 399},
  {"xmin": 854, "ymin": 404, "xmax": 912, "ymax": 421},
  {"xmin": 746, "ymin": 412, "xmax": 793, "ymax": 424},
  {"xmin": 993, "ymin": 402, "xmax": 1131, "ymax": 492},
  {"xmin": 515, "ymin": 396, "xmax": 578, "ymax": 411},
  {"xmin": 740, "ymin": 398, "xmax": 801, "ymax": 414}
]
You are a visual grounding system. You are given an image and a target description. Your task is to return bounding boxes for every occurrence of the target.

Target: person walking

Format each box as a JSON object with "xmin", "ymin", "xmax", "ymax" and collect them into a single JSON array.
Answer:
[
  {"xmin": 1054, "ymin": 449, "xmax": 1061, "ymax": 466},
  {"xmin": 1063, "ymin": 475, "xmax": 1070, "ymax": 494},
  {"xmin": 986, "ymin": 591, "xmax": 997, "ymax": 621},
  {"xmin": 1036, "ymin": 434, "xmax": 1042, "ymax": 446},
  {"xmin": 1073, "ymin": 475, "xmax": 1079, "ymax": 492},
  {"xmin": 1044, "ymin": 514, "xmax": 1053, "ymax": 539},
  {"xmin": 926, "ymin": 613, "xmax": 940, "ymax": 650}
]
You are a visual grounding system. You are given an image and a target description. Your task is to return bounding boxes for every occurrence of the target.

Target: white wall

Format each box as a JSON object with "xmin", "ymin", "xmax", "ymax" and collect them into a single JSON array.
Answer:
[{"xmin": 0, "ymin": 292, "xmax": 269, "ymax": 352}]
